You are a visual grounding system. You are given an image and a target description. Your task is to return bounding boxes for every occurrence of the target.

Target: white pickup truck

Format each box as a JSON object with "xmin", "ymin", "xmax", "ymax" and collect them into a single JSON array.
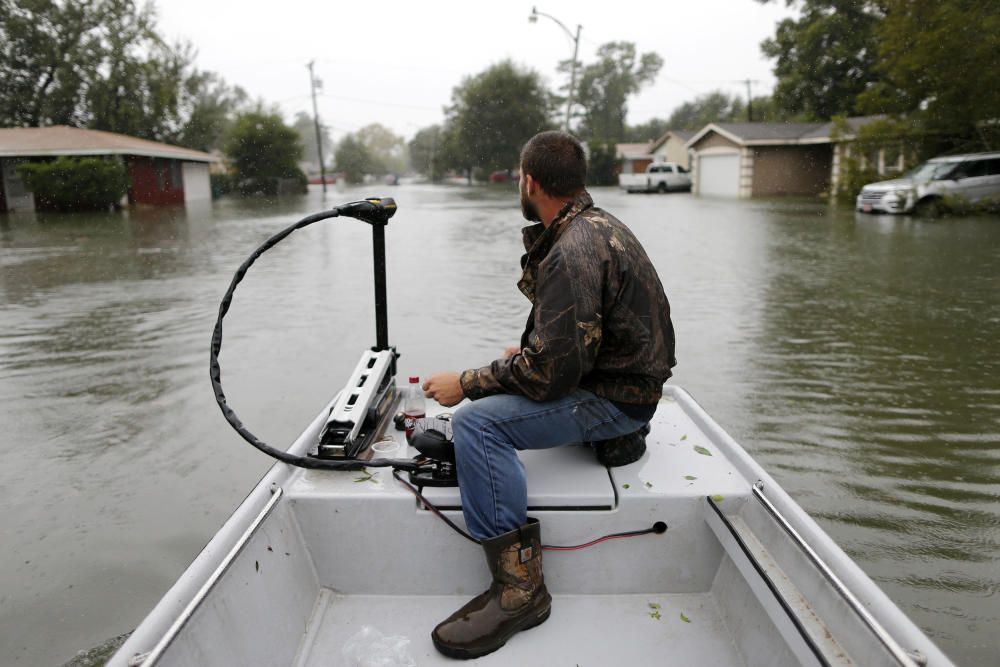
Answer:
[{"xmin": 618, "ymin": 162, "xmax": 692, "ymax": 193}]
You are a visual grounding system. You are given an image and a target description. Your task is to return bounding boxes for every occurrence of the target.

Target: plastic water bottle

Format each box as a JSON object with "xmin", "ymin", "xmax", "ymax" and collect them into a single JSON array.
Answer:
[{"xmin": 403, "ymin": 376, "xmax": 426, "ymax": 439}]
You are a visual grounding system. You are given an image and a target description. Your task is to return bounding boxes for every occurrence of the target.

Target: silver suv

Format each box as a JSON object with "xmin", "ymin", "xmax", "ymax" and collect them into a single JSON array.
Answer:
[{"xmin": 856, "ymin": 152, "xmax": 1000, "ymax": 214}]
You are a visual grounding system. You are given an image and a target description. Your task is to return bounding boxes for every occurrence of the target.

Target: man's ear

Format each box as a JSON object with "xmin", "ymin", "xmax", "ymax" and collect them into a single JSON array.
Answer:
[{"xmin": 523, "ymin": 173, "xmax": 538, "ymax": 196}]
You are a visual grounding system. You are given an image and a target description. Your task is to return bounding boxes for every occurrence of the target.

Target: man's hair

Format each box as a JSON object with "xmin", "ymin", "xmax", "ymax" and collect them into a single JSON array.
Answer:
[{"xmin": 520, "ymin": 131, "xmax": 587, "ymax": 197}]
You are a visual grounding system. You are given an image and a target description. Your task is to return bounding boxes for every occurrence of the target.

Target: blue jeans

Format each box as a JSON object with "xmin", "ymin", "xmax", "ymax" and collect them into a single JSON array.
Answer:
[{"xmin": 451, "ymin": 389, "xmax": 648, "ymax": 540}]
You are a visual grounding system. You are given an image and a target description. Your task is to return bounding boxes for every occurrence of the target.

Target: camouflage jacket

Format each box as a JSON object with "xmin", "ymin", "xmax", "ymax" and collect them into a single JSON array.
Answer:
[{"xmin": 460, "ymin": 191, "xmax": 676, "ymax": 405}]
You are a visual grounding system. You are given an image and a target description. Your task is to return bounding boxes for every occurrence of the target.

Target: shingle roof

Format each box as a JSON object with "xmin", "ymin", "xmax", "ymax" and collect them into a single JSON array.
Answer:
[
  {"xmin": 712, "ymin": 122, "xmax": 826, "ymax": 141},
  {"xmin": 0, "ymin": 125, "xmax": 213, "ymax": 162}
]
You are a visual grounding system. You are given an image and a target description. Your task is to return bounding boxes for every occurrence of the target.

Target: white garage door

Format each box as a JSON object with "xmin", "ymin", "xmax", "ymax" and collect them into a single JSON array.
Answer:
[
  {"xmin": 182, "ymin": 162, "xmax": 211, "ymax": 203},
  {"xmin": 698, "ymin": 153, "xmax": 740, "ymax": 198}
]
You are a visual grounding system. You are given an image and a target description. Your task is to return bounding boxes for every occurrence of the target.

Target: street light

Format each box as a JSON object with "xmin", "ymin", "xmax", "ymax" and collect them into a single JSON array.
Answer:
[{"xmin": 529, "ymin": 6, "xmax": 581, "ymax": 133}]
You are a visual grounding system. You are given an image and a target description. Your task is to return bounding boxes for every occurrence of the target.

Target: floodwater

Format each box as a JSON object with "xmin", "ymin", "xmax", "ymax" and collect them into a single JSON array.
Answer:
[{"xmin": 1, "ymin": 185, "xmax": 997, "ymax": 666}]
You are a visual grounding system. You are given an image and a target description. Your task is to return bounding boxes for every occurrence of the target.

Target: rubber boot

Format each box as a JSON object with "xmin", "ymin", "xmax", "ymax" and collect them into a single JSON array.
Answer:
[{"xmin": 432, "ymin": 518, "xmax": 552, "ymax": 659}]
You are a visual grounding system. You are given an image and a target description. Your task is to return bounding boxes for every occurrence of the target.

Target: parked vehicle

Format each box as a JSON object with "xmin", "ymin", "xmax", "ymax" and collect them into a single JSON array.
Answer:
[
  {"xmin": 619, "ymin": 162, "xmax": 691, "ymax": 193},
  {"xmin": 856, "ymin": 152, "xmax": 1000, "ymax": 215}
]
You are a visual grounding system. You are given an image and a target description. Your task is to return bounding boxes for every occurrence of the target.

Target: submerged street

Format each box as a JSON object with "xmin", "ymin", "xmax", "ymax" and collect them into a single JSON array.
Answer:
[{"xmin": 1, "ymin": 185, "xmax": 998, "ymax": 666}]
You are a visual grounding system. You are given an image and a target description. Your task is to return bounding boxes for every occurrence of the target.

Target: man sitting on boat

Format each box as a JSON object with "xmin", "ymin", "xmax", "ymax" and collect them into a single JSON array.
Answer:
[{"xmin": 422, "ymin": 130, "xmax": 677, "ymax": 659}]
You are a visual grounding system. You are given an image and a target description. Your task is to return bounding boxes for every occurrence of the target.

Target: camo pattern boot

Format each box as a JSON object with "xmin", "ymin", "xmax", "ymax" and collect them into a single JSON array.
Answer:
[{"xmin": 432, "ymin": 518, "xmax": 551, "ymax": 659}]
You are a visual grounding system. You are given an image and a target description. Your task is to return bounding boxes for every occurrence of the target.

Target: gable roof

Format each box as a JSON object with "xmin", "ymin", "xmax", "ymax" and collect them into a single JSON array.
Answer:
[
  {"xmin": 0, "ymin": 125, "xmax": 213, "ymax": 162},
  {"xmin": 685, "ymin": 116, "xmax": 886, "ymax": 149},
  {"xmin": 650, "ymin": 129, "xmax": 695, "ymax": 152}
]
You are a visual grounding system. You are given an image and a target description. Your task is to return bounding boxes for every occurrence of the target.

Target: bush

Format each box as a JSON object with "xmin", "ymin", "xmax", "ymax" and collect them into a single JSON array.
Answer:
[
  {"xmin": 210, "ymin": 172, "xmax": 235, "ymax": 198},
  {"xmin": 18, "ymin": 156, "xmax": 127, "ymax": 211}
]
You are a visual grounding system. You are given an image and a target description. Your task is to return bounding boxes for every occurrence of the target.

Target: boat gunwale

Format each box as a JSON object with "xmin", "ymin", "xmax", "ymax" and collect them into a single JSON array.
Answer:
[{"xmin": 109, "ymin": 386, "xmax": 953, "ymax": 667}]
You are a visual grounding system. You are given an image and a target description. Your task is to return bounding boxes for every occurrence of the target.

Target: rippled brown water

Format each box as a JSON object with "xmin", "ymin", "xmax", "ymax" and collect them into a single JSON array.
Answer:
[{"xmin": 1, "ymin": 185, "xmax": 997, "ymax": 665}]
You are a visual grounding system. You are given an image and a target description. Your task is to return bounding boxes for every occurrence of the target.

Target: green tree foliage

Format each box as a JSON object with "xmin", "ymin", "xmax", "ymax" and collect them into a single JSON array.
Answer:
[
  {"xmin": 0, "ymin": 0, "xmax": 245, "ymax": 150},
  {"xmin": 444, "ymin": 60, "xmax": 551, "ymax": 176},
  {"xmin": 663, "ymin": 91, "xmax": 797, "ymax": 131},
  {"xmin": 224, "ymin": 111, "xmax": 307, "ymax": 196},
  {"xmin": 408, "ymin": 125, "xmax": 442, "ymax": 180},
  {"xmin": 859, "ymin": 0, "xmax": 1000, "ymax": 153},
  {"xmin": 18, "ymin": 156, "xmax": 127, "ymax": 210},
  {"xmin": 355, "ymin": 123, "xmax": 407, "ymax": 175},
  {"xmin": 0, "ymin": 0, "xmax": 105, "ymax": 127},
  {"xmin": 177, "ymin": 72, "xmax": 249, "ymax": 152},
  {"xmin": 625, "ymin": 118, "xmax": 670, "ymax": 143},
  {"xmin": 568, "ymin": 42, "xmax": 662, "ymax": 142},
  {"xmin": 587, "ymin": 142, "xmax": 619, "ymax": 186},
  {"xmin": 292, "ymin": 111, "xmax": 333, "ymax": 174},
  {"xmin": 334, "ymin": 134, "xmax": 376, "ymax": 185},
  {"xmin": 759, "ymin": 0, "xmax": 881, "ymax": 120},
  {"xmin": 666, "ymin": 91, "xmax": 746, "ymax": 130}
]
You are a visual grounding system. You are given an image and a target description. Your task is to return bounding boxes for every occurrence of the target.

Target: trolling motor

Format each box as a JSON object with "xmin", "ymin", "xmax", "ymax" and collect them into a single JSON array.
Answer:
[
  {"xmin": 209, "ymin": 196, "xmax": 456, "ymax": 479},
  {"xmin": 209, "ymin": 197, "xmax": 667, "ymax": 547}
]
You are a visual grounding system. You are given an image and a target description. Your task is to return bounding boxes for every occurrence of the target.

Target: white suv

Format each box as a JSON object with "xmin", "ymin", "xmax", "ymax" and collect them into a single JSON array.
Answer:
[{"xmin": 856, "ymin": 152, "xmax": 1000, "ymax": 215}]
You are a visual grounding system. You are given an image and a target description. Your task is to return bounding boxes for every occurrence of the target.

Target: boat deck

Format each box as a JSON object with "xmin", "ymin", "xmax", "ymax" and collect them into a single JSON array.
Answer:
[
  {"xmin": 295, "ymin": 591, "xmax": 742, "ymax": 667},
  {"xmin": 110, "ymin": 387, "xmax": 953, "ymax": 667}
]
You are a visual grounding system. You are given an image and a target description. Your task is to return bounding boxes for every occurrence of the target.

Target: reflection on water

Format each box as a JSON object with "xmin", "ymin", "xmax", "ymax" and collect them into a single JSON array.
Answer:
[{"xmin": 0, "ymin": 186, "xmax": 997, "ymax": 665}]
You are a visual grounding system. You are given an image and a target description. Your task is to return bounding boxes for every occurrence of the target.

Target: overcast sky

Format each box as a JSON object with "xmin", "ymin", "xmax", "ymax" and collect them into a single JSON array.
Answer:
[{"xmin": 156, "ymin": 0, "xmax": 795, "ymax": 142}]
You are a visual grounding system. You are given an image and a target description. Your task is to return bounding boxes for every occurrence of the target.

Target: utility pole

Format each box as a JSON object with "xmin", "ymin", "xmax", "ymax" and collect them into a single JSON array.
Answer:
[{"xmin": 307, "ymin": 60, "xmax": 327, "ymax": 193}]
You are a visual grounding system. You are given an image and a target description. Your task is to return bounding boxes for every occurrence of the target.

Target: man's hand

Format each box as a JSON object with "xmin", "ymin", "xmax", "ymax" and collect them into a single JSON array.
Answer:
[{"xmin": 423, "ymin": 372, "xmax": 465, "ymax": 407}]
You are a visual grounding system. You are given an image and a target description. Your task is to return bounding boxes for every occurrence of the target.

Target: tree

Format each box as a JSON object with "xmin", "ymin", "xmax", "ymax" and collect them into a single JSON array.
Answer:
[
  {"xmin": 408, "ymin": 125, "xmax": 442, "ymax": 180},
  {"xmin": 666, "ymin": 91, "xmax": 746, "ymax": 130},
  {"xmin": 0, "ymin": 0, "xmax": 108, "ymax": 126},
  {"xmin": 567, "ymin": 42, "xmax": 662, "ymax": 142},
  {"xmin": 355, "ymin": 123, "xmax": 407, "ymax": 175},
  {"xmin": 334, "ymin": 134, "xmax": 376, "ymax": 184},
  {"xmin": 625, "ymin": 117, "xmax": 670, "ymax": 143},
  {"xmin": 0, "ymin": 0, "xmax": 245, "ymax": 149},
  {"xmin": 445, "ymin": 60, "xmax": 551, "ymax": 177},
  {"xmin": 292, "ymin": 111, "xmax": 333, "ymax": 174},
  {"xmin": 224, "ymin": 111, "xmax": 306, "ymax": 196},
  {"xmin": 758, "ymin": 0, "xmax": 881, "ymax": 120},
  {"xmin": 859, "ymin": 0, "xmax": 1000, "ymax": 153},
  {"xmin": 177, "ymin": 71, "xmax": 249, "ymax": 152}
]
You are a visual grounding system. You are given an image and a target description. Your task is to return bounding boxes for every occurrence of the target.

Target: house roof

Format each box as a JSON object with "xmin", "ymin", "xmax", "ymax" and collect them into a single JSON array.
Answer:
[
  {"xmin": 0, "ymin": 125, "xmax": 213, "ymax": 162},
  {"xmin": 685, "ymin": 116, "xmax": 886, "ymax": 149},
  {"xmin": 615, "ymin": 142, "xmax": 654, "ymax": 159},
  {"xmin": 650, "ymin": 129, "xmax": 695, "ymax": 152}
]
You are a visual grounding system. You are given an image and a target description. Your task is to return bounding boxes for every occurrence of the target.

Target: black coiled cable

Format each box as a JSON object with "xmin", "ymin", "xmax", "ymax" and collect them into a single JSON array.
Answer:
[{"xmin": 209, "ymin": 208, "xmax": 419, "ymax": 472}]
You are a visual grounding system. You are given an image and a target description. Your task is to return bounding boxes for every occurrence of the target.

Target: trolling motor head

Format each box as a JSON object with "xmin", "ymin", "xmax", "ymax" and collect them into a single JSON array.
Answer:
[{"xmin": 336, "ymin": 197, "xmax": 397, "ymax": 225}]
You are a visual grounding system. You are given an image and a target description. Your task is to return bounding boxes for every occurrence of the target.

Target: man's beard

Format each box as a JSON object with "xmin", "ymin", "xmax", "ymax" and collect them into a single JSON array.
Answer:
[{"xmin": 520, "ymin": 189, "xmax": 541, "ymax": 222}]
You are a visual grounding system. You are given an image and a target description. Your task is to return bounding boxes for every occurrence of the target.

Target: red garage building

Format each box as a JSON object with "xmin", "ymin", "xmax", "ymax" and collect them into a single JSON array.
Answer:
[{"xmin": 0, "ymin": 126, "xmax": 214, "ymax": 212}]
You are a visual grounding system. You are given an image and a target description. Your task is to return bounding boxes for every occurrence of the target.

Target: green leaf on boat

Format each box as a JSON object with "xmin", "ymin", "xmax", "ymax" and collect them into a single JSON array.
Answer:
[
  {"xmin": 645, "ymin": 481, "xmax": 653, "ymax": 488},
  {"xmin": 680, "ymin": 434, "xmax": 688, "ymax": 441},
  {"xmin": 680, "ymin": 612, "xmax": 690, "ymax": 623},
  {"xmin": 694, "ymin": 445, "xmax": 712, "ymax": 456},
  {"xmin": 684, "ymin": 475, "xmax": 697, "ymax": 480},
  {"xmin": 623, "ymin": 483, "xmax": 631, "ymax": 489},
  {"xmin": 648, "ymin": 602, "xmax": 661, "ymax": 610},
  {"xmin": 649, "ymin": 610, "xmax": 662, "ymax": 620},
  {"xmin": 710, "ymin": 494, "xmax": 725, "ymax": 502},
  {"xmin": 354, "ymin": 470, "xmax": 376, "ymax": 483}
]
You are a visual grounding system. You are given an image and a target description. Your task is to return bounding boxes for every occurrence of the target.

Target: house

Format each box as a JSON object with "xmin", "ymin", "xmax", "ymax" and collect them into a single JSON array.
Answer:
[
  {"xmin": 684, "ymin": 117, "xmax": 890, "ymax": 198},
  {"xmin": 615, "ymin": 142, "xmax": 655, "ymax": 175},
  {"xmin": 649, "ymin": 130, "xmax": 694, "ymax": 170},
  {"xmin": 0, "ymin": 125, "xmax": 213, "ymax": 212}
]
